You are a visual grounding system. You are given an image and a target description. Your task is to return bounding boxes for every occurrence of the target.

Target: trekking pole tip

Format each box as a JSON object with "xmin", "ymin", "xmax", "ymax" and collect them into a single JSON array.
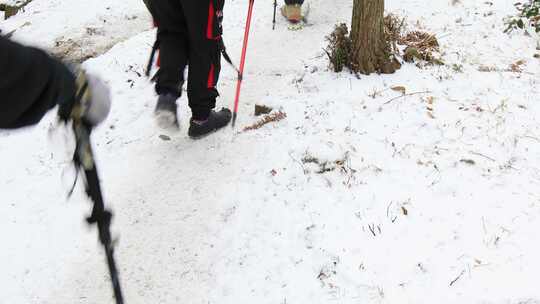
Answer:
[{"xmin": 231, "ymin": 112, "xmax": 237, "ymax": 128}]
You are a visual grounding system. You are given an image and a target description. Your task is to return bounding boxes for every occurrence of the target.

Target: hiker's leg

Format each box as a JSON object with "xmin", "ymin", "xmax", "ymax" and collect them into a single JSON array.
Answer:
[
  {"xmin": 282, "ymin": 0, "xmax": 304, "ymax": 23},
  {"xmin": 148, "ymin": 0, "xmax": 189, "ymax": 96},
  {"xmin": 181, "ymin": 0, "xmax": 223, "ymax": 120}
]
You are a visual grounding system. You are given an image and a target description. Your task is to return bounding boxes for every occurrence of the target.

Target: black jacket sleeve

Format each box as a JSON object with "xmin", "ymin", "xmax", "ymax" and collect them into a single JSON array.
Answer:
[{"xmin": 0, "ymin": 36, "xmax": 76, "ymax": 129}]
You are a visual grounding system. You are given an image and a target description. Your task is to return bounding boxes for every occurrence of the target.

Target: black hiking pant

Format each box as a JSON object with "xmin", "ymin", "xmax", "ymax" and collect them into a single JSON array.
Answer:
[
  {"xmin": 147, "ymin": 0, "xmax": 224, "ymax": 120},
  {"xmin": 285, "ymin": 0, "xmax": 304, "ymax": 5},
  {"xmin": 0, "ymin": 36, "xmax": 75, "ymax": 129}
]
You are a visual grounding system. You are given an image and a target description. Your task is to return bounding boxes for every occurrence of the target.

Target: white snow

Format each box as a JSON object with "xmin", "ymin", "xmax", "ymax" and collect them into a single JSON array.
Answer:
[
  {"xmin": 1, "ymin": 0, "xmax": 540, "ymax": 303},
  {"xmin": 1, "ymin": 0, "xmax": 151, "ymax": 62}
]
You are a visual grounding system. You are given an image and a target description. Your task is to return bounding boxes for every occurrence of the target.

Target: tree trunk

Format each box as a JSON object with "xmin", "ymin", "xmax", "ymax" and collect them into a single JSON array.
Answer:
[{"xmin": 350, "ymin": 0, "xmax": 399, "ymax": 74}]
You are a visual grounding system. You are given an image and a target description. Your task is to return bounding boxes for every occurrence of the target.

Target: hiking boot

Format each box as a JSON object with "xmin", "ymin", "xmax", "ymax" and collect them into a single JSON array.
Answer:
[
  {"xmin": 154, "ymin": 93, "xmax": 179, "ymax": 129},
  {"xmin": 188, "ymin": 108, "xmax": 232, "ymax": 139},
  {"xmin": 281, "ymin": 4, "xmax": 302, "ymax": 23}
]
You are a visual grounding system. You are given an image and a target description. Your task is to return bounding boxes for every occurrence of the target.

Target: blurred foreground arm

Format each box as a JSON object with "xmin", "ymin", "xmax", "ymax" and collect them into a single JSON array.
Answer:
[{"xmin": 0, "ymin": 36, "xmax": 110, "ymax": 129}]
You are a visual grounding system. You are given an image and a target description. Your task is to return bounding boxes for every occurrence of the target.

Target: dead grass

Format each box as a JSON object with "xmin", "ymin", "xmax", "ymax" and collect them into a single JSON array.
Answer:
[
  {"xmin": 324, "ymin": 23, "xmax": 352, "ymax": 73},
  {"xmin": 384, "ymin": 15, "xmax": 443, "ymax": 65},
  {"xmin": 508, "ymin": 59, "xmax": 526, "ymax": 73},
  {"xmin": 399, "ymin": 31, "xmax": 439, "ymax": 50},
  {"xmin": 401, "ymin": 31, "xmax": 443, "ymax": 65},
  {"xmin": 478, "ymin": 59, "xmax": 527, "ymax": 73},
  {"xmin": 301, "ymin": 152, "xmax": 353, "ymax": 175},
  {"xmin": 385, "ymin": 13, "xmax": 407, "ymax": 55}
]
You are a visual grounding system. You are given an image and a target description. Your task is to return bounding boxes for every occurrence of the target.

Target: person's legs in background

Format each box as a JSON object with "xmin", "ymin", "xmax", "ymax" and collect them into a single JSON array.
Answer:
[
  {"xmin": 146, "ymin": 0, "xmax": 189, "ymax": 128},
  {"xmin": 282, "ymin": 0, "xmax": 305, "ymax": 23}
]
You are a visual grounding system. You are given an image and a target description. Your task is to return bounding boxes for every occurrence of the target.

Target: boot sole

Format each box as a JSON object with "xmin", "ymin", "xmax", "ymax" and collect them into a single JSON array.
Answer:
[
  {"xmin": 188, "ymin": 121, "xmax": 231, "ymax": 140},
  {"xmin": 188, "ymin": 129, "xmax": 218, "ymax": 140}
]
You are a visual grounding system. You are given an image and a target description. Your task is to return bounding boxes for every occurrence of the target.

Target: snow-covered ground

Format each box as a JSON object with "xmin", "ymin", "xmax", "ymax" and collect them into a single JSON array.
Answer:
[
  {"xmin": 1, "ymin": 0, "xmax": 151, "ymax": 62},
  {"xmin": 2, "ymin": 0, "xmax": 540, "ymax": 303}
]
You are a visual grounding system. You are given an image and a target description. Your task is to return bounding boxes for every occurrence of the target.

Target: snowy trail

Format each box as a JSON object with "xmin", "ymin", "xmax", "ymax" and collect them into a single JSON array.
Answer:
[
  {"xmin": 1, "ymin": 0, "xmax": 151, "ymax": 62},
  {"xmin": 2, "ymin": 0, "xmax": 540, "ymax": 303}
]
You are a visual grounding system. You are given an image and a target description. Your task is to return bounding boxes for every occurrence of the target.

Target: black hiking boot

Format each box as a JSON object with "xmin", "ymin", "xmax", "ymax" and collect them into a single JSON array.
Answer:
[
  {"xmin": 154, "ymin": 93, "xmax": 179, "ymax": 129},
  {"xmin": 188, "ymin": 108, "xmax": 232, "ymax": 139}
]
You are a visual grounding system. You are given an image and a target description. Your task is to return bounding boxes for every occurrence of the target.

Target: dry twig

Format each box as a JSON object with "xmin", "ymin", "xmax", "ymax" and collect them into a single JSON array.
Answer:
[
  {"xmin": 383, "ymin": 91, "xmax": 431, "ymax": 105},
  {"xmin": 449, "ymin": 270, "xmax": 465, "ymax": 286},
  {"xmin": 243, "ymin": 111, "xmax": 287, "ymax": 131}
]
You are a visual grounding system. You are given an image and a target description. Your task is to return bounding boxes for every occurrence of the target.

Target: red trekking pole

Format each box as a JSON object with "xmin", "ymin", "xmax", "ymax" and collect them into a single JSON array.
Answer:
[{"xmin": 232, "ymin": 0, "xmax": 255, "ymax": 128}]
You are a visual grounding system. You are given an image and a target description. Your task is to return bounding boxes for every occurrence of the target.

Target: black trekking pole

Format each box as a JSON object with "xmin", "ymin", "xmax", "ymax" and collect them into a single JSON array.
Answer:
[
  {"xmin": 71, "ymin": 119, "xmax": 124, "ymax": 304},
  {"xmin": 272, "ymin": 0, "xmax": 277, "ymax": 30}
]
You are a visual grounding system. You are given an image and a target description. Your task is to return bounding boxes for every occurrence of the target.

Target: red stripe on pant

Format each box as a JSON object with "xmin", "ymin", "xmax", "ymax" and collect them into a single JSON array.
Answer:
[
  {"xmin": 207, "ymin": 0, "xmax": 215, "ymax": 39},
  {"xmin": 207, "ymin": 64, "xmax": 215, "ymax": 88}
]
